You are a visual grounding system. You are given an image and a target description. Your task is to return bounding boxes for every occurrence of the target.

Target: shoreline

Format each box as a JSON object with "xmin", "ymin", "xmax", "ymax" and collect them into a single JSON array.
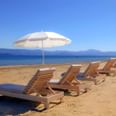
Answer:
[
  {"xmin": 0, "ymin": 55, "xmax": 114, "ymax": 67},
  {"xmin": 0, "ymin": 62, "xmax": 89, "ymax": 69}
]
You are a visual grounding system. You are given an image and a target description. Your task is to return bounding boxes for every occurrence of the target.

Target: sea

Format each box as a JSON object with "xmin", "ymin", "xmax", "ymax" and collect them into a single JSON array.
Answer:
[{"xmin": 0, "ymin": 55, "xmax": 115, "ymax": 66}]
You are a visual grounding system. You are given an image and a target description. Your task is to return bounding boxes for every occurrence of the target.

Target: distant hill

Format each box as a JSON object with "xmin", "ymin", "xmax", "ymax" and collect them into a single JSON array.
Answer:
[{"xmin": 0, "ymin": 48, "xmax": 116, "ymax": 56}]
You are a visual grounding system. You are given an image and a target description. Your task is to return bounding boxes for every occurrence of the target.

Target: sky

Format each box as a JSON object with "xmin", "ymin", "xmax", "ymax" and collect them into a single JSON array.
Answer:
[{"xmin": 0, "ymin": 0, "xmax": 116, "ymax": 51}]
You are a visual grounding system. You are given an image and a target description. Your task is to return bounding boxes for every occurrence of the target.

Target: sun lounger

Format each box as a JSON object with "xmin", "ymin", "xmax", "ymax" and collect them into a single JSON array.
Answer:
[
  {"xmin": 98, "ymin": 58, "xmax": 116, "ymax": 76},
  {"xmin": 49, "ymin": 65, "xmax": 88, "ymax": 96},
  {"xmin": 78, "ymin": 61, "xmax": 105, "ymax": 85},
  {"xmin": 0, "ymin": 68, "xmax": 64, "ymax": 110}
]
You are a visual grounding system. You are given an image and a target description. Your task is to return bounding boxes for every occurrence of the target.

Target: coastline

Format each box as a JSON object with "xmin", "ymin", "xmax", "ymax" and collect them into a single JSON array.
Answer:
[{"xmin": 0, "ymin": 55, "xmax": 113, "ymax": 66}]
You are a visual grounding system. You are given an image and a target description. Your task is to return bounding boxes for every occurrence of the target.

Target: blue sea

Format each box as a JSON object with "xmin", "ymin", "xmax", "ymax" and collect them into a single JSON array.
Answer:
[{"xmin": 0, "ymin": 55, "xmax": 115, "ymax": 66}]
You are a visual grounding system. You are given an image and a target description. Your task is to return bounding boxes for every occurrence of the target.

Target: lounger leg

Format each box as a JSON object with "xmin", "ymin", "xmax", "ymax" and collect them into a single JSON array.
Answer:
[
  {"xmin": 94, "ymin": 79, "xmax": 97, "ymax": 85},
  {"xmin": 76, "ymin": 86, "xmax": 80, "ymax": 96},
  {"xmin": 84, "ymin": 87, "xmax": 88, "ymax": 93},
  {"xmin": 44, "ymin": 101, "xmax": 49, "ymax": 109},
  {"xmin": 60, "ymin": 97, "xmax": 63, "ymax": 103}
]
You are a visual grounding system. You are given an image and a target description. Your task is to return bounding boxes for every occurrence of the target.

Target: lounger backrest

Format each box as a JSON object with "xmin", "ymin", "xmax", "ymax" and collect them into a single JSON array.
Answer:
[
  {"xmin": 23, "ymin": 68, "xmax": 55, "ymax": 94},
  {"xmin": 103, "ymin": 58, "xmax": 116, "ymax": 71},
  {"xmin": 84, "ymin": 62, "xmax": 100, "ymax": 77},
  {"xmin": 59, "ymin": 65, "xmax": 81, "ymax": 84}
]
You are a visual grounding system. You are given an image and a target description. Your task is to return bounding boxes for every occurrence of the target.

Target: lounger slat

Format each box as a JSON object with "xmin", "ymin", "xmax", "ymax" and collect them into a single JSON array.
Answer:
[
  {"xmin": 84, "ymin": 61, "xmax": 100, "ymax": 77},
  {"xmin": 60, "ymin": 65, "xmax": 81, "ymax": 84},
  {"xmin": 103, "ymin": 58, "xmax": 116, "ymax": 71}
]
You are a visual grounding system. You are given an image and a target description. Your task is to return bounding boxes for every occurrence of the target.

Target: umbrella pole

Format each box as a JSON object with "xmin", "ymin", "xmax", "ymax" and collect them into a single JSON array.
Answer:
[{"xmin": 42, "ymin": 40, "xmax": 45, "ymax": 64}]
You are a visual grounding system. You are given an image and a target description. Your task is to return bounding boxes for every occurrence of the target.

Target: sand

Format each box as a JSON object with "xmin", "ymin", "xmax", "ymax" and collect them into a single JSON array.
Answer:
[{"xmin": 0, "ymin": 63, "xmax": 116, "ymax": 116}]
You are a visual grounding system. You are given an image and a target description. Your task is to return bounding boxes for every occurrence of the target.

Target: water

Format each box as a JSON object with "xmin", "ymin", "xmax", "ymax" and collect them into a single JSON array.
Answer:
[{"xmin": 0, "ymin": 55, "xmax": 115, "ymax": 66}]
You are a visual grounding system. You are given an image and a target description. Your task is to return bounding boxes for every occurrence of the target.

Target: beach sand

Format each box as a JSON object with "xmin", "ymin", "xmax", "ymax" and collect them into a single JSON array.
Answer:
[{"xmin": 0, "ymin": 63, "xmax": 116, "ymax": 116}]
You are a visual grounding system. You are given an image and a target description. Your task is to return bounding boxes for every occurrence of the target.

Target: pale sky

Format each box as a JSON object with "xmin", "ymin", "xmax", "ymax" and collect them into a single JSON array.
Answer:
[{"xmin": 0, "ymin": 0, "xmax": 116, "ymax": 51}]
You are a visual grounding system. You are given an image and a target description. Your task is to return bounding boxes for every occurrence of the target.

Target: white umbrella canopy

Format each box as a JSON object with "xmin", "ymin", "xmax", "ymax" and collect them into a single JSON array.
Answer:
[
  {"xmin": 15, "ymin": 32, "xmax": 71, "ymax": 48},
  {"xmin": 14, "ymin": 32, "xmax": 71, "ymax": 64}
]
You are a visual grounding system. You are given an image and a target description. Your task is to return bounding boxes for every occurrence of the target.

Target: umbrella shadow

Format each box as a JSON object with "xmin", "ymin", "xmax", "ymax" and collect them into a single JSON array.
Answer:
[{"xmin": 0, "ymin": 96, "xmax": 44, "ymax": 115}]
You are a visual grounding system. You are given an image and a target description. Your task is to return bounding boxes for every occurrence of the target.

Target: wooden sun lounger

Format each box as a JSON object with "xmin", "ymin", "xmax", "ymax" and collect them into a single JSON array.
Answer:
[
  {"xmin": 49, "ymin": 65, "xmax": 88, "ymax": 96},
  {"xmin": 0, "ymin": 68, "xmax": 64, "ymax": 110},
  {"xmin": 98, "ymin": 58, "xmax": 116, "ymax": 76},
  {"xmin": 78, "ymin": 61, "xmax": 105, "ymax": 85}
]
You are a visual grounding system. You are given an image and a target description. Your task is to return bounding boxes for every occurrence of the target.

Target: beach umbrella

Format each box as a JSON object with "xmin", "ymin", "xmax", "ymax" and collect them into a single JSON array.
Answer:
[{"xmin": 14, "ymin": 32, "xmax": 71, "ymax": 64}]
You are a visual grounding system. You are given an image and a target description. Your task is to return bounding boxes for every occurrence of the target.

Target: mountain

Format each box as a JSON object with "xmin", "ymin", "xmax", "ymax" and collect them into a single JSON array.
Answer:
[{"xmin": 0, "ymin": 48, "xmax": 116, "ymax": 56}]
